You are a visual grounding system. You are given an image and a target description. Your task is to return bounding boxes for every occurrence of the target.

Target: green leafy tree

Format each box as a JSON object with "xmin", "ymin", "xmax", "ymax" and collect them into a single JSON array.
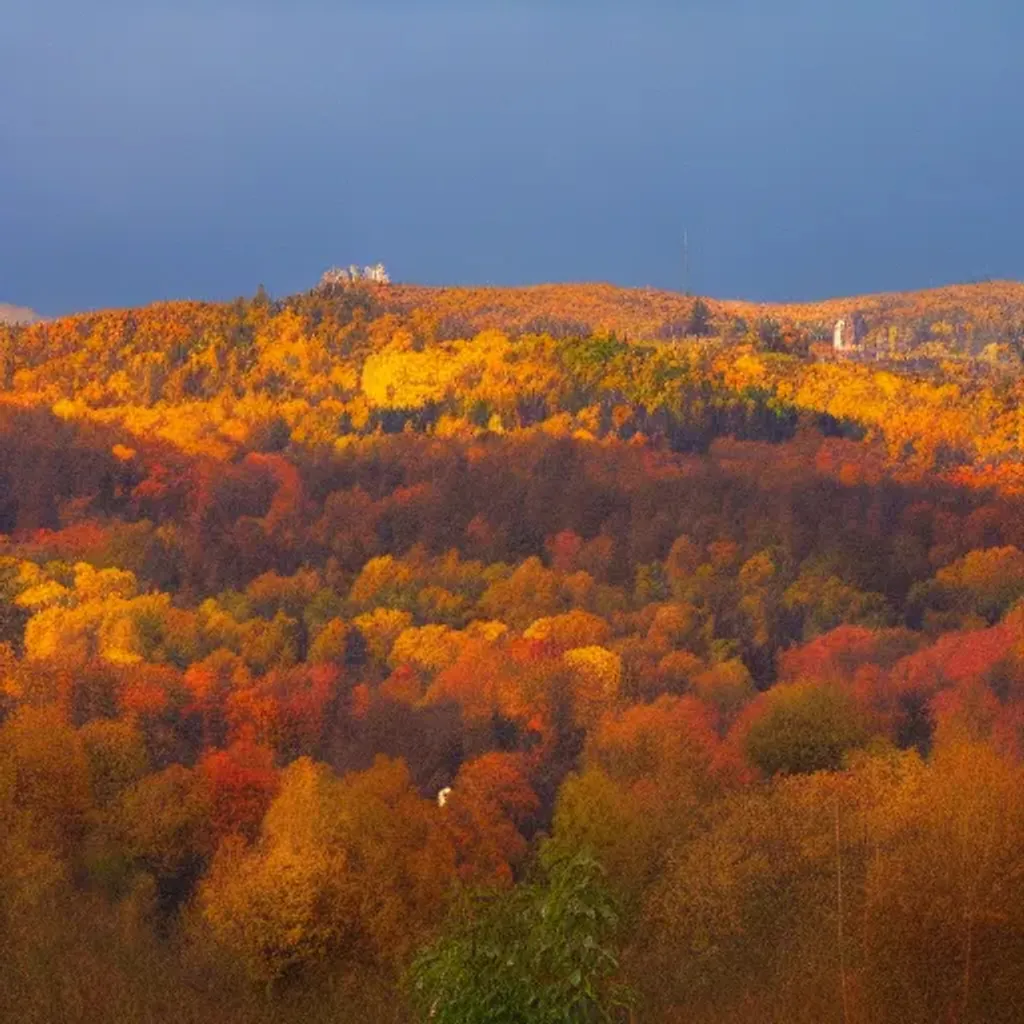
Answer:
[
  {"xmin": 408, "ymin": 846, "xmax": 631, "ymax": 1024},
  {"xmin": 742, "ymin": 681, "xmax": 870, "ymax": 777}
]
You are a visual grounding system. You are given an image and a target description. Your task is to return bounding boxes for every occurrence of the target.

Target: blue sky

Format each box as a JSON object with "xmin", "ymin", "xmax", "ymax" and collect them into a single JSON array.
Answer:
[{"xmin": 2, "ymin": 0, "xmax": 1022, "ymax": 315}]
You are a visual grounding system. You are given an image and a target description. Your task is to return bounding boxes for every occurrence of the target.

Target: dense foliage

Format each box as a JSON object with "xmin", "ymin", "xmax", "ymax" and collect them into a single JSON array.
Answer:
[{"xmin": 3, "ymin": 279, "xmax": 1024, "ymax": 1022}]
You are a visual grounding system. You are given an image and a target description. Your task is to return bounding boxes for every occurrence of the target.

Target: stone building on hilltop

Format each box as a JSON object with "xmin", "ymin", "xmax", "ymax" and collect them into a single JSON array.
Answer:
[{"xmin": 319, "ymin": 263, "xmax": 390, "ymax": 288}]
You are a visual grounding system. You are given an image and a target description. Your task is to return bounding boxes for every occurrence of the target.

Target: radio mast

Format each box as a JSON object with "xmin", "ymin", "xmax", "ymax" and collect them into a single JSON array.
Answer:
[{"xmin": 682, "ymin": 230, "xmax": 690, "ymax": 296}]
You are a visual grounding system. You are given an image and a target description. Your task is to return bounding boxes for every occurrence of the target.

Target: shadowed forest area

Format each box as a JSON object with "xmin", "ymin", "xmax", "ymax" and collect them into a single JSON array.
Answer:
[{"xmin": 3, "ymin": 280, "xmax": 1024, "ymax": 1022}]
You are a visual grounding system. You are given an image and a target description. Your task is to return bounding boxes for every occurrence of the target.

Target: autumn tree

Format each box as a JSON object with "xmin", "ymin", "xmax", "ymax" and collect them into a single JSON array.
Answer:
[
  {"xmin": 862, "ymin": 742, "xmax": 1024, "ymax": 1023},
  {"xmin": 0, "ymin": 704, "xmax": 92, "ymax": 857},
  {"xmin": 739, "ymin": 681, "xmax": 871, "ymax": 777},
  {"xmin": 200, "ymin": 756, "xmax": 456, "ymax": 985},
  {"xmin": 439, "ymin": 752, "xmax": 539, "ymax": 885}
]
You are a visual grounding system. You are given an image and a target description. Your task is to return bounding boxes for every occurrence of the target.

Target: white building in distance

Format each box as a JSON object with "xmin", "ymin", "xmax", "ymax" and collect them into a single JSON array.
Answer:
[
  {"xmin": 319, "ymin": 263, "xmax": 390, "ymax": 288},
  {"xmin": 833, "ymin": 318, "xmax": 848, "ymax": 351},
  {"xmin": 833, "ymin": 317, "xmax": 862, "ymax": 353}
]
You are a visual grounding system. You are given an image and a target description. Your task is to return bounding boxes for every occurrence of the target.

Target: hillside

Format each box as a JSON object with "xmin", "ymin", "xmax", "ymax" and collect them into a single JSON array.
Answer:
[
  {"xmin": 3, "ymin": 278, "xmax": 1024, "ymax": 1023},
  {"xmin": 383, "ymin": 278, "xmax": 1024, "ymax": 350},
  {"xmin": 3, "ymin": 277, "xmax": 1023, "ymax": 480}
]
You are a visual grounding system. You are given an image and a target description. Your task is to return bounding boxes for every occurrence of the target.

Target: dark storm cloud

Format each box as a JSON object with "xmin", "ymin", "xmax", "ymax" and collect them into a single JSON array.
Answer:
[{"xmin": 1, "ymin": 0, "xmax": 1021, "ymax": 314}]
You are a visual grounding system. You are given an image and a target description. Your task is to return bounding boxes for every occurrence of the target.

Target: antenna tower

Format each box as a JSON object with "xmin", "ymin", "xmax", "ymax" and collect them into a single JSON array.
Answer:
[{"xmin": 683, "ymin": 230, "xmax": 690, "ymax": 296}]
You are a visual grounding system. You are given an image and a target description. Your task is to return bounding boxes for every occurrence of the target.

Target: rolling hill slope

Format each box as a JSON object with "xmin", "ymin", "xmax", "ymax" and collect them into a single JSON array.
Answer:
[{"xmin": 381, "ymin": 279, "xmax": 1024, "ymax": 345}]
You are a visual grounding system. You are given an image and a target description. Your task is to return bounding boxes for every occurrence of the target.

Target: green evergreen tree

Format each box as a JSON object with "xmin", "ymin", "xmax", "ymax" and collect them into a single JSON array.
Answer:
[{"xmin": 686, "ymin": 298, "xmax": 713, "ymax": 337}]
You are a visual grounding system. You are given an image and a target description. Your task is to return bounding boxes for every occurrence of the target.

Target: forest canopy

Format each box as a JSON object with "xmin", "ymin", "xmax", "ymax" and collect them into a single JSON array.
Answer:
[{"xmin": 3, "ymin": 279, "xmax": 1024, "ymax": 1023}]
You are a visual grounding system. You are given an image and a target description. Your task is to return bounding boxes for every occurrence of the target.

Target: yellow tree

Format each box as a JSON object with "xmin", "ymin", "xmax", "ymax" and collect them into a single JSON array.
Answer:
[
  {"xmin": 0, "ymin": 704, "xmax": 92, "ymax": 858},
  {"xmin": 863, "ymin": 741, "xmax": 1024, "ymax": 1023},
  {"xmin": 562, "ymin": 645, "xmax": 622, "ymax": 729},
  {"xmin": 200, "ymin": 756, "xmax": 456, "ymax": 985}
]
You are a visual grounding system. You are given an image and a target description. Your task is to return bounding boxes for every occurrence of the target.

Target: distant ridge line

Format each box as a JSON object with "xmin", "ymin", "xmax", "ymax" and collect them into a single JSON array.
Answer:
[{"xmin": 17, "ymin": 278, "xmax": 1024, "ymax": 335}]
